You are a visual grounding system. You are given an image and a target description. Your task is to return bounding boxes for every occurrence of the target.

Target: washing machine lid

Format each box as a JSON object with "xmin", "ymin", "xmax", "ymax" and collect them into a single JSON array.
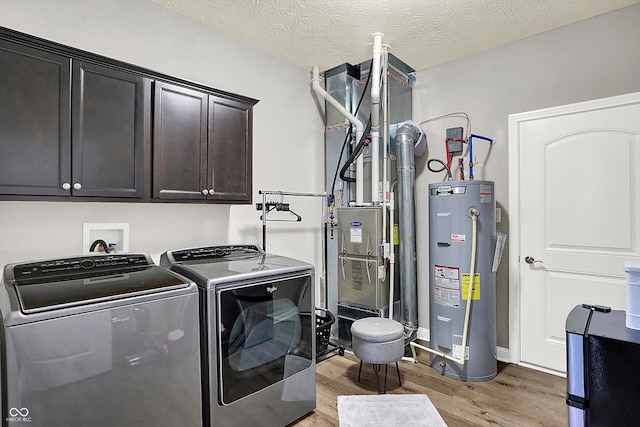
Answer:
[
  {"xmin": 162, "ymin": 245, "xmax": 313, "ymax": 287},
  {"xmin": 6, "ymin": 254, "xmax": 190, "ymax": 314}
]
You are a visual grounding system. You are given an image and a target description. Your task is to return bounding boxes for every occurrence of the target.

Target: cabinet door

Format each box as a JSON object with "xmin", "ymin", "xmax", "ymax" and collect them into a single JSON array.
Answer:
[
  {"xmin": 72, "ymin": 61, "xmax": 149, "ymax": 198},
  {"xmin": 153, "ymin": 82, "xmax": 207, "ymax": 200},
  {"xmin": 0, "ymin": 39, "xmax": 71, "ymax": 196},
  {"xmin": 207, "ymin": 96, "xmax": 253, "ymax": 203}
]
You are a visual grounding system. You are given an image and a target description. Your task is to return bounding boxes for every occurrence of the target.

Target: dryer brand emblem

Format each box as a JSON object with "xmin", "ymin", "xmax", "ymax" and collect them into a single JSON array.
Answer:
[
  {"xmin": 111, "ymin": 315, "xmax": 130, "ymax": 325},
  {"xmin": 266, "ymin": 285, "xmax": 277, "ymax": 294}
]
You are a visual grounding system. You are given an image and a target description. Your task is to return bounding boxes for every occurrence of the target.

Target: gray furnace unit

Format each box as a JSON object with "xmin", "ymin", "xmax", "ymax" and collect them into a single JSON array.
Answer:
[
  {"xmin": 323, "ymin": 55, "xmax": 414, "ymax": 344},
  {"xmin": 336, "ymin": 206, "xmax": 399, "ymax": 346}
]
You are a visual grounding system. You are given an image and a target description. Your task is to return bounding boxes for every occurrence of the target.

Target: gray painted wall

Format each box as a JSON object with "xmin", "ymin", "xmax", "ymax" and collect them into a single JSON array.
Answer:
[
  {"xmin": 1, "ymin": 0, "xmax": 639, "ymax": 353},
  {"xmin": 0, "ymin": 0, "xmax": 326, "ymax": 292},
  {"xmin": 412, "ymin": 4, "xmax": 640, "ymax": 348}
]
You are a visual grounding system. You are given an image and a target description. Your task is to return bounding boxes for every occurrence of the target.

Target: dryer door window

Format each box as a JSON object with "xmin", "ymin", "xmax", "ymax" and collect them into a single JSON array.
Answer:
[{"xmin": 216, "ymin": 273, "xmax": 313, "ymax": 405}]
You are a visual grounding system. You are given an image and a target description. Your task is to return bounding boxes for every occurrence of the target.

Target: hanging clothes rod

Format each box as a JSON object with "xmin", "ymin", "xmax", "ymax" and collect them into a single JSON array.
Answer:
[
  {"xmin": 258, "ymin": 190, "xmax": 329, "ymax": 249},
  {"xmin": 259, "ymin": 190, "xmax": 328, "ymax": 198},
  {"xmin": 257, "ymin": 189, "xmax": 330, "ymax": 308}
]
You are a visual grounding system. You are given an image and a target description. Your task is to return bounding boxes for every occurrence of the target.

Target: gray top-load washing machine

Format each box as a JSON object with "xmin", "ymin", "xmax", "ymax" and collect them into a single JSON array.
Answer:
[
  {"xmin": 0, "ymin": 253, "xmax": 202, "ymax": 427},
  {"xmin": 160, "ymin": 244, "xmax": 315, "ymax": 427}
]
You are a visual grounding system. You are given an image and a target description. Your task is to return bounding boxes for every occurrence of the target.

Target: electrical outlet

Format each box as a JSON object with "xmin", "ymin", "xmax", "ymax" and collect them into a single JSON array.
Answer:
[{"xmin": 83, "ymin": 223, "xmax": 130, "ymax": 254}]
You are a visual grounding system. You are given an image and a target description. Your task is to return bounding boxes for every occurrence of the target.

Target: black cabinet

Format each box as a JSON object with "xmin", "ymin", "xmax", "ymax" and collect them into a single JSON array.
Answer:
[
  {"xmin": 0, "ymin": 26, "xmax": 257, "ymax": 203},
  {"xmin": 207, "ymin": 96, "xmax": 252, "ymax": 202},
  {"xmin": 72, "ymin": 61, "xmax": 149, "ymax": 198},
  {"xmin": 153, "ymin": 82, "xmax": 253, "ymax": 203},
  {"xmin": 0, "ymin": 39, "xmax": 149, "ymax": 199},
  {"xmin": 0, "ymin": 40, "xmax": 71, "ymax": 196}
]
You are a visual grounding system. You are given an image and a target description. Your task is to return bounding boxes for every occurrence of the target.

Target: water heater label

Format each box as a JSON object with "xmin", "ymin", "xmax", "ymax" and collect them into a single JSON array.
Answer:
[
  {"xmin": 452, "ymin": 344, "xmax": 470, "ymax": 360},
  {"xmin": 480, "ymin": 184, "xmax": 492, "ymax": 203},
  {"xmin": 461, "ymin": 274, "xmax": 481, "ymax": 300},
  {"xmin": 434, "ymin": 265, "xmax": 460, "ymax": 307},
  {"xmin": 435, "ymin": 265, "xmax": 459, "ymax": 280},
  {"xmin": 451, "ymin": 234, "xmax": 466, "ymax": 243}
]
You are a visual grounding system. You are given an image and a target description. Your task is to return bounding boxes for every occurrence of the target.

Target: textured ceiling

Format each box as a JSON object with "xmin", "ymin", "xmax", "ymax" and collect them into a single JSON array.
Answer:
[{"xmin": 148, "ymin": 0, "xmax": 639, "ymax": 71}]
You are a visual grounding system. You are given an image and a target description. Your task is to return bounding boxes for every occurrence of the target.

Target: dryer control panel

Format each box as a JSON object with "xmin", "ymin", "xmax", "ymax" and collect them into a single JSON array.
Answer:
[{"xmin": 168, "ymin": 245, "xmax": 263, "ymax": 262}]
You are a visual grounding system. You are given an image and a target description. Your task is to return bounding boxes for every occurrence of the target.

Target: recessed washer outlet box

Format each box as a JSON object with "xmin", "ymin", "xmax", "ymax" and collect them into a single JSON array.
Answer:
[{"xmin": 83, "ymin": 223, "xmax": 130, "ymax": 254}]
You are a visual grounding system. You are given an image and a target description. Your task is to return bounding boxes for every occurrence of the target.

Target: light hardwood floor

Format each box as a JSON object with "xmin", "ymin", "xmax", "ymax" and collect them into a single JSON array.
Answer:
[{"xmin": 291, "ymin": 349, "xmax": 566, "ymax": 426}]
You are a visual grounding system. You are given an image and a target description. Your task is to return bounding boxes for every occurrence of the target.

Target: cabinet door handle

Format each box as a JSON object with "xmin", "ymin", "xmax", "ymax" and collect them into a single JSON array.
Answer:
[
  {"xmin": 201, "ymin": 189, "xmax": 209, "ymax": 196},
  {"xmin": 209, "ymin": 188, "xmax": 214, "ymax": 195},
  {"xmin": 73, "ymin": 183, "xmax": 82, "ymax": 190},
  {"xmin": 62, "ymin": 182, "xmax": 71, "ymax": 191}
]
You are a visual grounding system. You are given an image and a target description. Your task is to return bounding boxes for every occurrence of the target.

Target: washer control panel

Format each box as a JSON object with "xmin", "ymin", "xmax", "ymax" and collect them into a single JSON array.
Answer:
[{"xmin": 13, "ymin": 254, "xmax": 150, "ymax": 279}]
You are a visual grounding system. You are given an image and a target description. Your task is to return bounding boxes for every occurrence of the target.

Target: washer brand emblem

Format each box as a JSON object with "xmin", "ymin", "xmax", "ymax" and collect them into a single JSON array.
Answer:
[
  {"xmin": 111, "ymin": 315, "xmax": 130, "ymax": 324},
  {"xmin": 266, "ymin": 285, "xmax": 277, "ymax": 294},
  {"xmin": 9, "ymin": 408, "xmax": 28, "ymax": 417}
]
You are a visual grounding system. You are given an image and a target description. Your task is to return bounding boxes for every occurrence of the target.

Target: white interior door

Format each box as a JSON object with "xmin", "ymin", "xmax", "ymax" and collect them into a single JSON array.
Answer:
[{"xmin": 510, "ymin": 92, "xmax": 640, "ymax": 373}]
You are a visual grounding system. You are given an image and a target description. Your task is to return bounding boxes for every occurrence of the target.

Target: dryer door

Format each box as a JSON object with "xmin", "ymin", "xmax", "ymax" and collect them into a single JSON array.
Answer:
[{"xmin": 216, "ymin": 272, "xmax": 313, "ymax": 405}]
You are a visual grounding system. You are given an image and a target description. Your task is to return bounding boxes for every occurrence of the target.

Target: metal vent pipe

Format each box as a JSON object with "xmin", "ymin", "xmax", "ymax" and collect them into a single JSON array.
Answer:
[{"xmin": 395, "ymin": 122, "xmax": 420, "ymax": 339}]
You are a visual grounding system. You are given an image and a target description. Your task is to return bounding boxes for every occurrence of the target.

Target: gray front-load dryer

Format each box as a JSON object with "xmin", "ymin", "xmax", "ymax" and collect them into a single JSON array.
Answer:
[
  {"xmin": 160, "ymin": 245, "xmax": 315, "ymax": 427},
  {"xmin": 0, "ymin": 254, "xmax": 202, "ymax": 427}
]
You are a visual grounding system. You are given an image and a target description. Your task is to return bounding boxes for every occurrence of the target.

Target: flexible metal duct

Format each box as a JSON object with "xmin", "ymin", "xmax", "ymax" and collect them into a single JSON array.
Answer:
[
  {"xmin": 310, "ymin": 65, "xmax": 365, "ymax": 204},
  {"xmin": 395, "ymin": 122, "xmax": 421, "ymax": 339}
]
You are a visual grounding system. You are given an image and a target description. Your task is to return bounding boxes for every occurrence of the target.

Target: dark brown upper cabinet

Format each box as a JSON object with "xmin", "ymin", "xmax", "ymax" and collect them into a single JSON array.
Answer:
[
  {"xmin": 0, "ymin": 40, "xmax": 72, "ymax": 196},
  {"xmin": 153, "ymin": 82, "xmax": 253, "ymax": 203},
  {"xmin": 0, "ymin": 26, "xmax": 257, "ymax": 203},
  {"xmin": 0, "ymin": 39, "xmax": 149, "ymax": 199},
  {"xmin": 207, "ymin": 96, "xmax": 253, "ymax": 202},
  {"xmin": 72, "ymin": 61, "xmax": 149, "ymax": 198}
]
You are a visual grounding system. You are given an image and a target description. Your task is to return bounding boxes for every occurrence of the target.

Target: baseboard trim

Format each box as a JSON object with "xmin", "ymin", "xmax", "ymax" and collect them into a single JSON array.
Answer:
[{"xmin": 518, "ymin": 361, "xmax": 566, "ymax": 378}]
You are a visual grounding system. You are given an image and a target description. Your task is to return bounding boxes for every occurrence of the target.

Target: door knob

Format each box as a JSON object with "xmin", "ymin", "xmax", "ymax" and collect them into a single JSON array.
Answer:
[{"xmin": 525, "ymin": 256, "xmax": 543, "ymax": 264}]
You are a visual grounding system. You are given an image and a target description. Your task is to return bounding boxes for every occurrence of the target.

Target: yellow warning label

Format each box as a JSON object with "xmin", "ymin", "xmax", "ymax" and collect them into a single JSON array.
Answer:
[
  {"xmin": 461, "ymin": 274, "xmax": 480, "ymax": 300},
  {"xmin": 393, "ymin": 224, "xmax": 400, "ymax": 246}
]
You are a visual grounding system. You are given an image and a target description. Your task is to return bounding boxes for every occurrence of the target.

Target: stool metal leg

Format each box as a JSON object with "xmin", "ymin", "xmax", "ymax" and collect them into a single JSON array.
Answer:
[
  {"xmin": 358, "ymin": 361, "xmax": 400, "ymax": 394},
  {"xmin": 372, "ymin": 364, "xmax": 381, "ymax": 393},
  {"xmin": 383, "ymin": 363, "xmax": 389, "ymax": 394}
]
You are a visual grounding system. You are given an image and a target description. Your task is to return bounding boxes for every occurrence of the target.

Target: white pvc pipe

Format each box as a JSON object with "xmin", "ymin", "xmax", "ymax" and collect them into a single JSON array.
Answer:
[
  {"xmin": 370, "ymin": 33, "xmax": 384, "ymax": 204},
  {"xmin": 356, "ymin": 154, "xmax": 364, "ymax": 205},
  {"xmin": 311, "ymin": 66, "xmax": 364, "ymax": 204},
  {"xmin": 381, "ymin": 46, "xmax": 389, "ymax": 207},
  {"xmin": 410, "ymin": 211, "xmax": 478, "ymax": 365},
  {"xmin": 370, "ymin": 32, "xmax": 383, "ymax": 104}
]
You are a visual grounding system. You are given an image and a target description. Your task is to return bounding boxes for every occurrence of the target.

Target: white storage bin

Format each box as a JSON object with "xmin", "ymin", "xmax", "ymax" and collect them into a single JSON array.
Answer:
[{"xmin": 625, "ymin": 261, "xmax": 640, "ymax": 330}]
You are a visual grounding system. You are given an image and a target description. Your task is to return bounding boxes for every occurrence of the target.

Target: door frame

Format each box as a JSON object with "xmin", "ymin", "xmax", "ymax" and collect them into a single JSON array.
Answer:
[{"xmin": 508, "ymin": 91, "xmax": 640, "ymax": 372}]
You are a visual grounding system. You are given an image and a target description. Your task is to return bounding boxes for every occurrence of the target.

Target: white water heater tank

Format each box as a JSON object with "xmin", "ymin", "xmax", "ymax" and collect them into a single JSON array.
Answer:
[{"xmin": 428, "ymin": 180, "xmax": 497, "ymax": 381}]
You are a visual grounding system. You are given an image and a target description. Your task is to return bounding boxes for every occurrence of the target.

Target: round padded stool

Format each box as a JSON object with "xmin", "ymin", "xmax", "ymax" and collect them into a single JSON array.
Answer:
[{"xmin": 351, "ymin": 317, "xmax": 404, "ymax": 393}]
